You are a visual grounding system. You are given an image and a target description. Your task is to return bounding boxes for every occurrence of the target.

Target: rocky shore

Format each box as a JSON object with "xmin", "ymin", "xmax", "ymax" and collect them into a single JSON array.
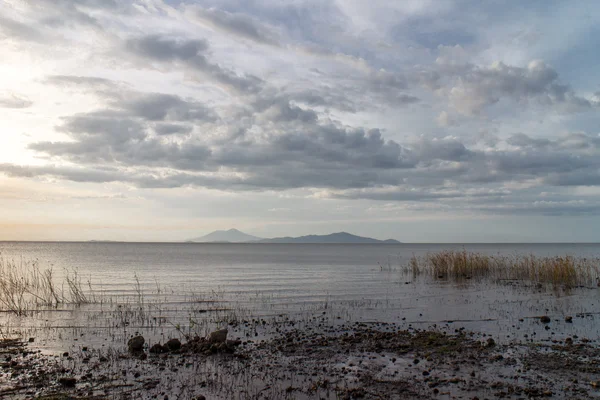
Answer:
[{"xmin": 2, "ymin": 318, "xmax": 600, "ymax": 399}]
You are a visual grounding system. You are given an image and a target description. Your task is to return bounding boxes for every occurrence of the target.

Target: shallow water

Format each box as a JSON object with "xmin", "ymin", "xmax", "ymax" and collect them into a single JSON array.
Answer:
[{"xmin": 1, "ymin": 242, "xmax": 600, "ymax": 352}]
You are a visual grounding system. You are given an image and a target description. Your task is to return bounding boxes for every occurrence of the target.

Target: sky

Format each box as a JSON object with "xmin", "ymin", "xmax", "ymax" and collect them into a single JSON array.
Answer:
[{"xmin": 1, "ymin": 0, "xmax": 600, "ymax": 242}]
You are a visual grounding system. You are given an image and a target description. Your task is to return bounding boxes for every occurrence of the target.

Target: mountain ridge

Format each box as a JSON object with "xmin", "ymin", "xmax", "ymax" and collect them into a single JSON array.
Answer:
[
  {"xmin": 188, "ymin": 230, "xmax": 400, "ymax": 244},
  {"xmin": 256, "ymin": 231, "xmax": 400, "ymax": 244},
  {"xmin": 188, "ymin": 229, "xmax": 263, "ymax": 243}
]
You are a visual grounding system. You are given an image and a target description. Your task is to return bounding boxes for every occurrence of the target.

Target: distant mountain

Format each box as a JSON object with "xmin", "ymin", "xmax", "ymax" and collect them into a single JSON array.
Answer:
[
  {"xmin": 188, "ymin": 229, "xmax": 263, "ymax": 243},
  {"xmin": 256, "ymin": 232, "xmax": 400, "ymax": 244}
]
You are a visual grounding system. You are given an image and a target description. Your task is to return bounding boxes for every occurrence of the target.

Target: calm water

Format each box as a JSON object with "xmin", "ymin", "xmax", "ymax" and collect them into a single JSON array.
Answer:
[
  {"xmin": 1, "ymin": 242, "xmax": 600, "ymax": 350},
  {"xmin": 2, "ymin": 242, "xmax": 600, "ymax": 298}
]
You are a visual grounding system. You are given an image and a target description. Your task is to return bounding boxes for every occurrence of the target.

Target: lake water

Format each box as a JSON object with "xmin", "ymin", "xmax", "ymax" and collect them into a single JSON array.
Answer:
[{"xmin": 1, "ymin": 242, "xmax": 600, "ymax": 351}]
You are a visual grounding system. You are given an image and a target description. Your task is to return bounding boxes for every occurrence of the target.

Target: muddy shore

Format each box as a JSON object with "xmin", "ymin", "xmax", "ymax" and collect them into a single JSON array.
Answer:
[{"xmin": 2, "ymin": 316, "xmax": 599, "ymax": 400}]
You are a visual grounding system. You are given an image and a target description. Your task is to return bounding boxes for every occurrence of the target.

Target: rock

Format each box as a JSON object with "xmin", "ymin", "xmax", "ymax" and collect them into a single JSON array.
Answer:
[
  {"xmin": 28, "ymin": 338, "xmax": 34, "ymax": 343},
  {"xmin": 565, "ymin": 316, "xmax": 573, "ymax": 323},
  {"xmin": 128, "ymin": 336, "xmax": 145, "ymax": 353},
  {"xmin": 166, "ymin": 338, "xmax": 181, "ymax": 351},
  {"xmin": 99, "ymin": 356, "xmax": 108, "ymax": 362},
  {"xmin": 58, "ymin": 377, "xmax": 77, "ymax": 387},
  {"xmin": 150, "ymin": 344, "xmax": 166, "ymax": 354},
  {"xmin": 540, "ymin": 316, "xmax": 551, "ymax": 324},
  {"xmin": 226, "ymin": 339, "xmax": 242, "ymax": 350},
  {"xmin": 209, "ymin": 329, "xmax": 228, "ymax": 344},
  {"xmin": 486, "ymin": 338, "xmax": 496, "ymax": 347},
  {"xmin": 565, "ymin": 337, "xmax": 573, "ymax": 345},
  {"xmin": 193, "ymin": 396, "xmax": 206, "ymax": 400}
]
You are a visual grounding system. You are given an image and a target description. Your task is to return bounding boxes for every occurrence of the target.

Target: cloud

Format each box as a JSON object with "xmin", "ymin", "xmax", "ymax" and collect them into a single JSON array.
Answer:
[
  {"xmin": 154, "ymin": 123, "xmax": 193, "ymax": 136},
  {"xmin": 432, "ymin": 59, "xmax": 596, "ymax": 115},
  {"xmin": 20, "ymin": 85, "xmax": 600, "ymax": 200},
  {"xmin": 44, "ymin": 75, "xmax": 123, "ymax": 90},
  {"xmin": 365, "ymin": 69, "xmax": 419, "ymax": 106},
  {"xmin": 190, "ymin": 6, "xmax": 279, "ymax": 46},
  {"xmin": 412, "ymin": 137, "xmax": 475, "ymax": 162},
  {"xmin": 0, "ymin": 93, "xmax": 33, "ymax": 109},
  {"xmin": 0, "ymin": 15, "xmax": 45, "ymax": 43},
  {"xmin": 0, "ymin": 163, "xmax": 124, "ymax": 183},
  {"xmin": 31, "ymin": 110, "xmax": 212, "ymax": 171},
  {"xmin": 436, "ymin": 111, "xmax": 456, "ymax": 127},
  {"xmin": 124, "ymin": 35, "xmax": 263, "ymax": 93},
  {"xmin": 3, "ymin": 0, "xmax": 600, "ymax": 228},
  {"xmin": 112, "ymin": 92, "xmax": 218, "ymax": 122}
]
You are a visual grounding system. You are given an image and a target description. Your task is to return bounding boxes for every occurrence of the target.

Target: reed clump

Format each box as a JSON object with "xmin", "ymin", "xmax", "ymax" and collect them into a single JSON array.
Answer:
[
  {"xmin": 410, "ymin": 250, "xmax": 599, "ymax": 288},
  {"xmin": 0, "ymin": 256, "xmax": 92, "ymax": 315}
]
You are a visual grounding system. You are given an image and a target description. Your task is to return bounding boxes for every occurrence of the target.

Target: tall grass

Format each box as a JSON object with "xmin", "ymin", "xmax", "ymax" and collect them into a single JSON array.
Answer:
[
  {"xmin": 407, "ymin": 250, "xmax": 600, "ymax": 288},
  {"xmin": 0, "ymin": 256, "xmax": 92, "ymax": 315}
]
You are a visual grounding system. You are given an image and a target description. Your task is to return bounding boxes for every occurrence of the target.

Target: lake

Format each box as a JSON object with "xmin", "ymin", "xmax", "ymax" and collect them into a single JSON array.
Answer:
[
  {"xmin": 2, "ymin": 242, "xmax": 600, "ymax": 398},
  {"xmin": 1, "ymin": 242, "xmax": 600, "ymax": 349}
]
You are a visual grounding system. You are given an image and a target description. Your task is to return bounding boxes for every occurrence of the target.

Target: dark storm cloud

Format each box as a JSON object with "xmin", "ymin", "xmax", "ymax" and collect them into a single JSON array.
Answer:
[{"xmin": 124, "ymin": 35, "xmax": 263, "ymax": 93}]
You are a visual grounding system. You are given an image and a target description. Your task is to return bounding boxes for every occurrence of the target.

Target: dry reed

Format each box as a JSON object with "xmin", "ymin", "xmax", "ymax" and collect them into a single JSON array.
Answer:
[
  {"xmin": 0, "ymin": 256, "xmax": 92, "ymax": 315},
  {"xmin": 407, "ymin": 250, "xmax": 600, "ymax": 288}
]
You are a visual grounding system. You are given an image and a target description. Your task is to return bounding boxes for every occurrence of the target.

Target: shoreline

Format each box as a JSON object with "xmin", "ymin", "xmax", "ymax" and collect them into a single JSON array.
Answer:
[{"xmin": 2, "ymin": 317, "xmax": 598, "ymax": 399}]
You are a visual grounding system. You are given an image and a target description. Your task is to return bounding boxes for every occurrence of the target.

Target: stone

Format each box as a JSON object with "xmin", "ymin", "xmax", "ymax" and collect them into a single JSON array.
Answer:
[
  {"xmin": 150, "ymin": 344, "xmax": 166, "ymax": 354},
  {"xmin": 226, "ymin": 339, "xmax": 242, "ymax": 350},
  {"xmin": 128, "ymin": 336, "xmax": 145, "ymax": 353},
  {"xmin": 565, "ymin": 316, "xmax": 573, "ymax": 323},
  {"xmin": 209, "ymin": 329, "xmax": 228, "ymax": 344},
  {"xmin": 58, "ymin": 377, "xmax": 77, "ymax": 387},
  {"xmin": 166, "ymin": 338, "xmax": 181, "ymax": 351},
  {"xmin": 540, "ymin": 316, "xmax": 551, "ymax": 324},
  {"xmin": 565, "ymin": 337, "xmax": 573, "ymax": 345}
]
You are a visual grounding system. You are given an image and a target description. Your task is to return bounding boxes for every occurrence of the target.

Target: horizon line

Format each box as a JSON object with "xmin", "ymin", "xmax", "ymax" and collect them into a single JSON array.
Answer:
[{"xmin": 1, "ymin": 240, "xmax": 600, "ymax": 245}]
